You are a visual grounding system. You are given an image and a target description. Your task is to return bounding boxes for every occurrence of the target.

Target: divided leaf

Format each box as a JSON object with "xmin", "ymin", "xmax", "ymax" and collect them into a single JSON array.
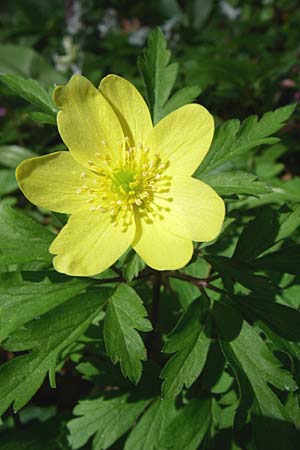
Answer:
[
  {"xmin": 0, "ymin": 289, "xmax": 110, "ymax": 416},
  {"xmin": 103, "ymin": 284, "xmax": 152, "ymax": 384},
  {"xmin": 161, "ymin": 297, "xmax": 211, "ymax": 397},
  {"xmin": 202, "ymin": 171, "xmax": 271, "ymax": 197},
  {"xmin": 0, "ymin": 271, "xmax": 92, "ymax": 343},
  {"xmin": 124, "ymin": 398, "xmax": 177, "ymax": 450},
  {"xmin": 214, "ymin": 302, "xmax": 297, "ymax": 421},
  {"xmin": 138, "ymin": 28, "xmax": 178, "ymax": 124},
  {"xmin": 206, "ymin": 255, "xmax": 278, "ymax": 296},
  {"xmin": 234, "ymin": 294, "xmax": 300, "ymax": 341},
  {"xmin": 196, "ymin": 104, "xmax": 296, "ymax": 176},
  {"xmin": 138, "ymin": 28, "xmax": 200, "ymax": 124},
  {"xmin": 0, "ymin": 74, "xmax": 57, "ymax": 116},
  {"xmin": 68, "ymin": 393, "xmax": 149, "ymax": 450},
  {"xmin": 159, "ymin": 399, "xmax": 211, "ymax": 450},
  {"xmin": 0, "ymin": 204, "xmax": 54, "ymax": 266},
  {"xmin": 254, "ymin": 244, "xmax": 300, "ymax": 275},
  {"xmin": 234, "ymin": 207, "xmax": 279, "ymax": 262}
]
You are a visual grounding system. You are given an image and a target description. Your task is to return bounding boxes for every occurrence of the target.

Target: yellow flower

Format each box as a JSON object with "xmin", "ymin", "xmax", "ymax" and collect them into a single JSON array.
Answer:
[{"xmin": 16, "ymin": 75, "xmax": 225, "ymax": 276}]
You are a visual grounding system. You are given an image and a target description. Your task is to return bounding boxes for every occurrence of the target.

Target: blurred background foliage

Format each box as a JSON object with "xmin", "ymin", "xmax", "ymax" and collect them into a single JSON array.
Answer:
[
  {"xmin": 1, "ymin": 0, "xmax": 300, "ymax": 191},
  {"xmin": 0, "ymin": 1, "xmax": 300, "ymax": 449}
]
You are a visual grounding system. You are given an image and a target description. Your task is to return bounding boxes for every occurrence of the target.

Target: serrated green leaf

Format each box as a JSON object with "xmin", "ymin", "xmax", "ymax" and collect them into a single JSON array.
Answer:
[
  {"xmin": 161, "ymin": 297, "xmax": 211, "ymax": 397},
  {"xmin": 0, "ymin": 271, "xmax": 92, "ymax": 343},
  {"xmin": 0, "ymin": 145, "xmax": 35, "ymax": 168},
  {"xmin": 202, "ymin": 171, "xmax": 271, "ymax": 196},
  {"xmin": 103, "ymin": 284, "xmax": 152, "ymax": 383},
  {"xmin": 196, "ymin": 104, "xmax": 296, "ymax": 176},
  {"xmin": 161, "ymin": 85, "xmax": 201, "ymax": 117},
  {"xmin": 0, "ymin": 74, "xmax": 57, "ymax": 116},
  {"xmin": 254, "ymin": 244, "xmax": 300, "ymax": 275},
  {"xmin": 0, "ymin": 289, "xmax": 110, "ymax": 416},
  {"xmin": 138, "ymin": 28, "xmax": 178, "ymax": 124},
  {"xmin": 255, "ymin": 144, "xmax": 286, "ymax": 180},
  {"xmin": 206, "ymin": 255, "xmax": 278, "ymax": 296},
  {"xmin": 124, "ymin": 398, "xmax": 177, "ymax": 450},
  {"xmin": 214, "ymin": 302, "xmax": 296, "ymax": 421},
  {"xmin": 234, "ymin": 207, "xmax": 279, "ymax": 262},
  {"xmin": 276, "ymin": 206, "xmax": 300, "ymax": 242},
  {"xmin": 0, "ymin": 204, "xmax": 54, "ymax": 266},
  {"xmin": 234, "ymin": 295, "xmax": 300, "ymax": 342},
  {"xmin": 123, "ymin": 250, "xmax": 145, "ymax": 282},
  {"xmin": 67, "ymin": 393, "xmax": 149, "ymax": 450},
  {"xmin": 159, "ymin": 398, "xmax": 211, "ymax": 450}
]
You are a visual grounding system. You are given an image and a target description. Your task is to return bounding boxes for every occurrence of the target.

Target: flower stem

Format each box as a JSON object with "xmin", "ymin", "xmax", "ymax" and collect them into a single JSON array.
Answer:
[{"xmin": 148, "ymin": 271, "xmax": 161, "ymax": 357}]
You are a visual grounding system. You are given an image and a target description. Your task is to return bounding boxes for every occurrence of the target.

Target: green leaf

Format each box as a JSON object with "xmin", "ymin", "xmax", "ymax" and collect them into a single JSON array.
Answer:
[
  {"xmin": 0, "ymin": 145, "xmax": 35, "ymax": 168},
  {"xmin": 233, "ymin": 206, "xmax": 300, "ymax": 264},
  {"xmin": 103, "ymin": 283, "xmax": 152, "ymax": 383},
  {"xmin": 252, "ymin": 414, "xmax": 299, "ymax": 450},
  {"xmin": 123, "ymin": 250, "xmax": 145, "ymax": 282},
  {"xmin": 196, "ymin": 104, "xmax": 296, "ymax": 176},
  {"xmin": 67, "ymin": 393, "xmax": 149, "ymax": 450},
  {"xmin": 161, "ymin": 85, "xmax": 201, "ymax": 117},
  {"xmin": 27, "ymin": 111, "xmax": 57, "ymax": 125},
  {"xmin": 254, "ymin": 244, "xmax": 300, "ymax": 275},
  {"xmin": 276, "ymin": 205, "xmax": 300, "ymax": 242},
  {"xmin": 159, "ymin": 398, "xmax": 211, "ymax": 450},
  {"xmin": 234, "ymin": 295, "xmax": 300, "ymax": 341},
  {"xmin": 0, "ymin": 169, "xmax": 18, "ymax": 196},
  {"xmin": 0, "ymin": 271, "xmax": 92, "ymax": 343},
  {"xmin": 202, "ymin": 171, "xmax": 271, "ymax": 196},
  {"xmin": 0, "ymin": 418, "xmax": 68, "ymax": 450},
  {"xmin": 138, "ymin": 28, "xmax": 178, "ymax": 124},
  {"xmin": 161, "ymin": 297, "xmax": 211, "ymax": 398},
  {"xmin": 255, "ymin": 144, "xmax": 286, "ymax": 180},
  {"xmin": 0, "ymin": 204, "xmax": 54, "ymax": 266},
  {"xmin": 234, "ymin": 207, "xmax": 279, "ymax": 262},
  {"xmin": 0, "ymin": 289, "xmax": 110, "ymax": 416},
  {"xmin": 0, "ymin": 74, "xmax": 57, "ymax": 116},
  {"xmin": 124, "ymin": 398, "xmax": 177, "ymax": 450},
  {"xmin": 0, "ymin": 44, "xmax": 65, "ymax": 85},
  {"xmin": 206, "ymin": 255, "xmax": 278, "ymax": 296},
  {"xmin": 214, "ymin": 302, "xmax": 297, "ymax": 421},
  {"xmin": 189, "ymin": 0, "xmax": 213, "ymax": 28}
]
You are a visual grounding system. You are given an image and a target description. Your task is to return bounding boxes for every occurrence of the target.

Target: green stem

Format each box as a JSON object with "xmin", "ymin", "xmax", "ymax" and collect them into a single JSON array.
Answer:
[{"xmin": 148, "ymin": 271, "xmax": 161, "ymax": 356}]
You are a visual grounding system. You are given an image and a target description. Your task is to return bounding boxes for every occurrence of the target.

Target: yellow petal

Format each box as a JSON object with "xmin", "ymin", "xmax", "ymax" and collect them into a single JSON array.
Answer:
[
  {"xmin": 133, "ymin": 215, "xmax": 193, "ymax": 271},
  {"xmin": 161, "ymin": 175, "xmax": 225, "ymax": 242},
  {"xmin": 53, "ymin": 74, "xmax": 124, "ymax": 168},
  {"xmin": 145, "ymin": 104, "xmax": 214, "ymax": 176},
  {"xmin": 99, "ymin": 74, "xmax": 153, "ymax": 146},
  {"xmin": 50, "ymin": 211, "xmax": 135, "ymax": 276},
  {"xmin": 16, "ymin": 152, "xmax": 97, "ymax": 214}
]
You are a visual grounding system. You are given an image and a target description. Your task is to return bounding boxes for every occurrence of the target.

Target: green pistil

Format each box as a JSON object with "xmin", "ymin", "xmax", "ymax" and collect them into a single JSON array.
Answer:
[{"xmin": 112, "ymin": 168, "xmax": 136, "ymax": 193}]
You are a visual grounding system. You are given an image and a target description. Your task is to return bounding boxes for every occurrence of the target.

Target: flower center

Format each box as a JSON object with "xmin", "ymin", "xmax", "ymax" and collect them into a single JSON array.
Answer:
[{"xmin": 76, "ymin": 137, "xmax": 172, "ymax": 228}]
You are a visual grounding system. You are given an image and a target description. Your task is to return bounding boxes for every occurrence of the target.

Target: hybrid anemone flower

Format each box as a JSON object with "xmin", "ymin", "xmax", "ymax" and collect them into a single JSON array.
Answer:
[{"xmin": 16, "ymin": 75, "xmax": 225, "ymax": 276}]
